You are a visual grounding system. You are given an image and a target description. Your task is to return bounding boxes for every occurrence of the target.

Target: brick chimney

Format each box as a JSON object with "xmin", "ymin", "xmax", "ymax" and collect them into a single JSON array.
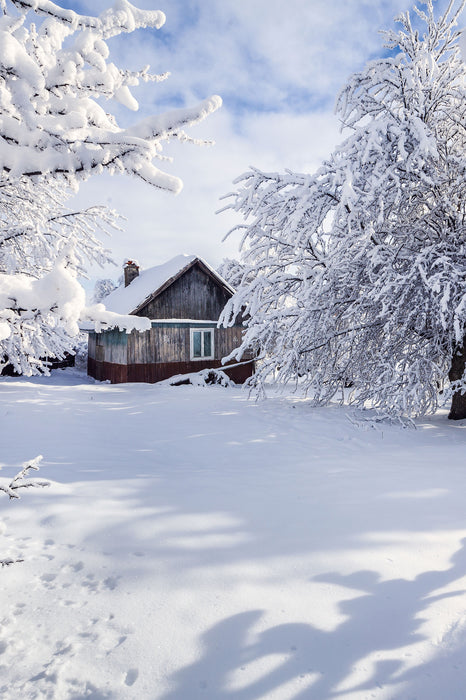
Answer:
[{"xmin": 124, "ymin": 260, "xmax": 139, "ymax": 287}]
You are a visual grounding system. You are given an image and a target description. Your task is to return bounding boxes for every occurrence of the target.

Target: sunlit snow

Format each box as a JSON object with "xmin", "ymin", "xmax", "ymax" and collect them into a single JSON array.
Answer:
[{"xmin": 1, "ymin": 369, "xmax": 466, "ymax": 699}]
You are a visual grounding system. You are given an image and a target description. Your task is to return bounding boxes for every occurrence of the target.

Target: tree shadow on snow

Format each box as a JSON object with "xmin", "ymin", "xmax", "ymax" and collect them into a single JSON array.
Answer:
[{"xmin": 159, "ymin": 539, "xmax": 466, "ymax": 700}]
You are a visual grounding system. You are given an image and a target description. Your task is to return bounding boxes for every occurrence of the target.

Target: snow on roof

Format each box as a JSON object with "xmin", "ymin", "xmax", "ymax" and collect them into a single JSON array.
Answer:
[{"xmin": 103, "ymin": 254, "xmax": 233, "ymax": 315}]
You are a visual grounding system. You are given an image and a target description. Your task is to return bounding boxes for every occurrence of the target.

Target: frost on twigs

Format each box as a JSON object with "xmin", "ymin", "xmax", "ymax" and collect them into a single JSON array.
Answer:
[
  {"xmin": 221, "ymin": 0, "xmax": 466, "ymax": 421},
  {"xmin": 0, "ymin": 456, "xmax": 48, "ymax": 568},
  {"xmin": 0, "ymin": 0, "xmax": 222, "ymax": 191},
  {"xmin": 0, "ymin": 456, "xmax": 49, "ymax": 500}
]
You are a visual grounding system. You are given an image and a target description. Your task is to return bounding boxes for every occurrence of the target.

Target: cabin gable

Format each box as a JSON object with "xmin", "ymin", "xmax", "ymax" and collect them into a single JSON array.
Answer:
[{"xmin": 134, "ymin": 261, "xmax": 233, "ymax": 322}]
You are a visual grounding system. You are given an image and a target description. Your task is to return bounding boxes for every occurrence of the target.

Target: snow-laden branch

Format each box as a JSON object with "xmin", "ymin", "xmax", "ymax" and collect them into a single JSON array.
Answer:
[
  {"xmin": 0, "ymin": 1, "xmax": 222, "ymax": 191},
  {"xmin": 11, "ymin": 0, "xmax": 166, "ymax": 39}
]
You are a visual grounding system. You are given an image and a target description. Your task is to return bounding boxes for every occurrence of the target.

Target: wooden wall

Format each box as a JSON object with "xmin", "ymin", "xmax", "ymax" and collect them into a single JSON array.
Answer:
[
  {"xmin": 88, "ymin": 324, "xmax": 254, "ymax": 384},
  {"xmin": 88, "ymin": 357, "xmax": 254, "ymax": 384},
  {"xmin": 136, "ymin": 264, "xmax": 234, "ymax": 322},
  {"xmin": 88, "ymin": 330, "xmax": 128, "ymax": 382},
  {"xmin": 127, "ymin": 324, "xmax": 245, "ymax": 365},
  {"xmin": 88, "ymin": 332, "xmax": 96, "ymax": 361},
  {"xmin": 127, "ymin": 325, "xmax": 191, "ymax": 365},
  {"xmin": 88, "ymin": 329, "xmax": 128, "ymax": 364}
]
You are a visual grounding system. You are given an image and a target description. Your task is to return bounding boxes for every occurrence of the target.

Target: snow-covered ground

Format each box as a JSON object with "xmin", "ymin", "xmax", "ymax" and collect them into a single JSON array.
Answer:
[{"xmin": 1, "ymin": 370, "xmax": 466, "ymax": 700}]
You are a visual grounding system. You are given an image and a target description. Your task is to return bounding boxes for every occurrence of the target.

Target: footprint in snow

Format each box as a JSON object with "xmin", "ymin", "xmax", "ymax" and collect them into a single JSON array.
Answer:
[
  {"xmin": 124, "ymin": 668, "xmax": 139, "ymax": 686},
  {"xmin": 61, "ymin": 561, "xmax": 84, "ymax": 574},
  {"xmin": 103, "ymin": 576, "xmax": 119, "ymax": 591}
]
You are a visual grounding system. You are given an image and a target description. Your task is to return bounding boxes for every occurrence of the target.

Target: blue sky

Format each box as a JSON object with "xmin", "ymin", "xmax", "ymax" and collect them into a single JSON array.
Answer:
[{"xmin": 58, "ymin": 0, "xmax": 465, "ymax": 287}]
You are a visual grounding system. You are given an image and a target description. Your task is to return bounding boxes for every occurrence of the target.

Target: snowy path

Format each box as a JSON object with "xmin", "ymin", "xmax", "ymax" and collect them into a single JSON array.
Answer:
[{"xmin": 1, "ymin": 371, "xmax": 466, "ymax": 699}]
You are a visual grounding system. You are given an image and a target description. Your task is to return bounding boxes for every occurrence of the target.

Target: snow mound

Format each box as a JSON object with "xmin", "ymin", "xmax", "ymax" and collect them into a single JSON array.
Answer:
[{"xmin": 162, "ymin": 368, "xmax": 235, "ymax": 387}]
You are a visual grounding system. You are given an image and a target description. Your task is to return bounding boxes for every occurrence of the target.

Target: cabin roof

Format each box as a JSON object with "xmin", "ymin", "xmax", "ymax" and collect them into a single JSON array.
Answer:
[{"xmin": 103, "ymin": 254, "xmax": 234, "ymax": 316}]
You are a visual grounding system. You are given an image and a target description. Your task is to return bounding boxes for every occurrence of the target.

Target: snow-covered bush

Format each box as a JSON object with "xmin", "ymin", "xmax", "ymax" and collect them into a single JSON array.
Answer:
[
  {"xmin": 0, "ymin": 0, "xmax": 221, "ymax": 375},
  {"xmin": 221, "ymin": 0, "xmax": 466, "ymax": 420}
]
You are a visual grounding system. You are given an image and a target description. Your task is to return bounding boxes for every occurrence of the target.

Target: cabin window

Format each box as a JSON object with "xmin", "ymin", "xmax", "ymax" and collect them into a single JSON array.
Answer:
[{"xmin": 190, "ymin": 328, "xmax": 214, "ymax": 360}]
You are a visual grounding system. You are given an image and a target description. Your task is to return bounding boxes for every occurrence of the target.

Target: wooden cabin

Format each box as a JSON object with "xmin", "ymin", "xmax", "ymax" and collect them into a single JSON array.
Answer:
[{"xmin": 87, "ymin": 255, "xmax": 254, "ymax": 384}]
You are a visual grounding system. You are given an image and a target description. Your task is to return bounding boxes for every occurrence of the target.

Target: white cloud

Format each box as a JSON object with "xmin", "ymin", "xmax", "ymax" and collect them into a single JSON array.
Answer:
[
  {"xmin": 60, "ymin": 0, "xmax": 465, "ymax": 290},
  {"xmin": 74, "ymin": 106, "xmax": 342, "ymax": 289}
]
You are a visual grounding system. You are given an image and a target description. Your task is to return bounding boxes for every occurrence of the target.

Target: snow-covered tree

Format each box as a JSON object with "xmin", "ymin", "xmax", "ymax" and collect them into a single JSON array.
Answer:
[
  {"xmin": 217, "ymin": 257, "xmax": 246, "ymax": 288},
  {"xmin": 0, "ymin": 0, "xmax": 221, "ymax": 374},
  {"xmin": 221, "ymin": 0, "xmax": 466, "ymax": 420},
  {"xmin": 92, "ymin": 277, "xmax": 117, "ymax": 305},
  {"xmin": 0, "ymin": 174, "xmax": 120, "ymax": 372}
]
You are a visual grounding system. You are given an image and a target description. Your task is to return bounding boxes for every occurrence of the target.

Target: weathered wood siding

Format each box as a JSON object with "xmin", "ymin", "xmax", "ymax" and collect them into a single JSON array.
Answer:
[
  {"xmin": 126, "ymin": 324, "xmax": 246, "ymax": 365},
  {"xmin": 136, "ymin": 263, "xmax": 234, "ymax": 322},
  {"xmin": 215, "ymin": 327, "xmax": 246, "ymax": 360},
  {"xmin": 87, "ymin": 330, "xmax": 128, "ymax": 382},
  {"xmin": 95, "ymin": 329, "xmax": 128, "ymax": 364},
  {"xmin": 88, "ymin": 332, "xmax": 97, "ymax": 360},
  {"xmin": 88, "ymin": 358, "xmax": 128, "ymax": 383},
  {"xmin": 127, "ymin": 325, "xmax": 192, "ymax": 364}
]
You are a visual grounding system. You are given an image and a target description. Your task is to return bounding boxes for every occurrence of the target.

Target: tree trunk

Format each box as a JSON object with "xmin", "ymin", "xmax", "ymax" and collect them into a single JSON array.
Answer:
[{"xmin": 448, "ymin": 343, "xmax": 466, "ymax": 420}]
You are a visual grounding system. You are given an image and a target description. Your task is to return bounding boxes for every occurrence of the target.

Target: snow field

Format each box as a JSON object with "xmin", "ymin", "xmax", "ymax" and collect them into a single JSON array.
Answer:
[{"xmin": 1, "ymin": 371, "xmax": 466, "ymax": 699}]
